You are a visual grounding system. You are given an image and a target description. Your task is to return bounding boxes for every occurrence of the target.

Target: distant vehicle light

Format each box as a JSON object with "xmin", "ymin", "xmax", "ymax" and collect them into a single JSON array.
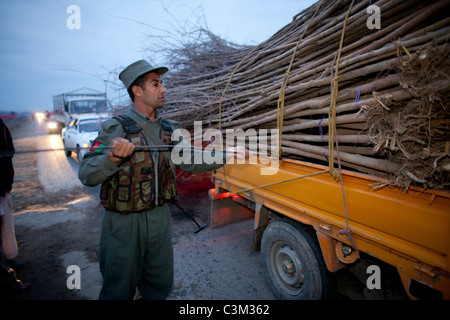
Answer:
[
  {"xmin": 35, "ymin": 112, "xmax": 45, "ymax": 119},
  {"xmin": 48, "ymin": 121, "xmax": 58, "ymax": 129}
]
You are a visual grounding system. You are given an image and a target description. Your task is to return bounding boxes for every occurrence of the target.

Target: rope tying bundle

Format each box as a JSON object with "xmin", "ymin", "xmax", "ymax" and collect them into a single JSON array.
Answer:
[
  {"xmin": 330, "ymin": 0, "xmax": 358, "ymax": 252},
  {"xmin": 328, "ymin": 0, "xmax": 355, "ymax": 181},
  {"xmin": 218, "ymin": 43, "xmax": 263, "ymax": 133},
  {"xmin": 277, "ymin": 0, "xmax": 324, "ymax": 158}
]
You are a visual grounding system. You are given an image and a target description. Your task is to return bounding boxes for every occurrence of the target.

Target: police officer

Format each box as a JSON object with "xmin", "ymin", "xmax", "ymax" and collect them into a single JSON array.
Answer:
[{"xmin": 78, "ymin": 60, "xmax": 231, "ymax": 300}]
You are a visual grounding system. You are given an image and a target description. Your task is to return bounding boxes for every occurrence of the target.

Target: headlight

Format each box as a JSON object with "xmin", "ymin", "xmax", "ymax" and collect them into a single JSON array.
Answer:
[
  {"xmin": 48, "ymin": 121, "xmax": 58, "ymax": 129},
  {"xmin": 35, "ymin": 112, "xmax": 45, "ymax": 119},
  {"xmin": 82, "ymin": 142, "xmax": 90, "ymax": 149}
]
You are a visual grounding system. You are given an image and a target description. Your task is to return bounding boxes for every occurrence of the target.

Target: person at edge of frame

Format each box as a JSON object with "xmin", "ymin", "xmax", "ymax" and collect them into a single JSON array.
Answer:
[
  {"xmin": 0, "ymin": 118, "xmax": 29, "ymax": 294},
  {"xmin": 78, "ymin": 59, "xmax": 248, "ymax": 300}
]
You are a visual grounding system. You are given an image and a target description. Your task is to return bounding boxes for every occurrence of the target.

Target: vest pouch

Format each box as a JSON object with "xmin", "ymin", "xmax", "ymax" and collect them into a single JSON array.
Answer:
[
  {"xmin": 138, "ymin": 166, "xmax": 155, "ymax": 206},
  {"xmin": 158, "ymin": 157, "xmax": 178, "ymax": 203},
  {"xmin": 115, "ymin": 165, "xmax": 134, "ymax": 212},
  {"xmin": 100, "ymin": 180, "xmax": 113, "ymax": 209}
]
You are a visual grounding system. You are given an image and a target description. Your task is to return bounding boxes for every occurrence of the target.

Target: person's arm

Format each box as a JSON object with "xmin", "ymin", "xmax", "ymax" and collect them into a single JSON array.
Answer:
[
  {"xmin": 168, "ymin": 121, "xmax": 247, "ymax": 174},
  {"xmin": 174, "ymin": 147, "xmax": 230, "ymax": 174}
]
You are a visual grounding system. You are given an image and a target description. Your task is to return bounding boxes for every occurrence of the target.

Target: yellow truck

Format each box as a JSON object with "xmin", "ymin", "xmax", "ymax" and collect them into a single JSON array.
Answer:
[
  {"xmin": 209, "ymin": 158, "xmax": 450, "ymax": 300},
  {"xmin": 200, "ymin": 0, "xmax": 450, "ymax": 300}
]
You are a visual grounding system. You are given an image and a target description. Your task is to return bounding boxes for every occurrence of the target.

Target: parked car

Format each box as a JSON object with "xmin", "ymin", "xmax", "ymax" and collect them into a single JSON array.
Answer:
[{"xmin": 62, "ymin": 114, "xmax": 109, "ymax": 161}]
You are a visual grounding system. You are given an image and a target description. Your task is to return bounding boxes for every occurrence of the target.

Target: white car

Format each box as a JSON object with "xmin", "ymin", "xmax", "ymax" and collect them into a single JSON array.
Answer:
[{"xmin": 62, "ymin": 114, "xmax": 109, "ymax": 161}]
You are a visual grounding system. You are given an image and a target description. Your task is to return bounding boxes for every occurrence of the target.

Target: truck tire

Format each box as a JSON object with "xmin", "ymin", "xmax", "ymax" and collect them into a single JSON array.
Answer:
[{"xmin": 261, "ymin": 219, "xmax": 335, "ymax": 300}]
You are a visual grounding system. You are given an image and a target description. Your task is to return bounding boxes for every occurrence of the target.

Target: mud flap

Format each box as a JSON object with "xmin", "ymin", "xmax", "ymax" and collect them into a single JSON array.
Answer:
[{"xmin": 209, "ymin": 189, "xmax": 254, "ymax": 229}]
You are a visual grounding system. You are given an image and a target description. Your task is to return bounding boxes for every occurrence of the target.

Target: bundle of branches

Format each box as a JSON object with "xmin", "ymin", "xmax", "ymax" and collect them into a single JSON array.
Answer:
[
  {"xmin": 364, "ymin": 46, "xmax": 450, "ymax": 190},
  {"xmin": 161, "ymin": 28, "xmax": 250, "ymax": 126},
  {"xmin": 157, "ymin": 0, "xmax": 450, "ymax": 190}
]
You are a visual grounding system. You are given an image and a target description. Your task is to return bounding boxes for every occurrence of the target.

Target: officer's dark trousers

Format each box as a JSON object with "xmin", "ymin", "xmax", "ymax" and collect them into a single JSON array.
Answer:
[{"xmin": 98, "ymin": 204, "xmax": 173, "ymax": 300}]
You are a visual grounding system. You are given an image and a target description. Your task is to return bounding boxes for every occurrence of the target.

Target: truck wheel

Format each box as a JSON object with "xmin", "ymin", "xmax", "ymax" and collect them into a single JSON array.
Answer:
[{"xmin": 261, "ymin": 219, "xmax": 335, "ymax": 300}]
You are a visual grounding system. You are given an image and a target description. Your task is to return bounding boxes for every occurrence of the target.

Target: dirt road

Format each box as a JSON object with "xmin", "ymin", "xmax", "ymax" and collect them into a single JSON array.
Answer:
[{"xmin": 2, "ymin": 116, "xmax": 276, "ymax": 300}]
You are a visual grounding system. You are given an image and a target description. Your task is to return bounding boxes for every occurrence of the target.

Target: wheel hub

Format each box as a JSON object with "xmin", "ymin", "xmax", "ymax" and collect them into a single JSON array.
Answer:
[
  {"xmin": 282, "ymin": 259, "xmax": 295, "ymax": 274},
  {"xmin": 274, "ymin": 245, "xmax": 304, "ymax": 289}
]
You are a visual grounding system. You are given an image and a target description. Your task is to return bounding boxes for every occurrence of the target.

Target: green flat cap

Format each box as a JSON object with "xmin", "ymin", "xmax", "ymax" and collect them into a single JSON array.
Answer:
[{"xmin": 119, "ymin": 59, "xmax": 168, "ymax": 90}]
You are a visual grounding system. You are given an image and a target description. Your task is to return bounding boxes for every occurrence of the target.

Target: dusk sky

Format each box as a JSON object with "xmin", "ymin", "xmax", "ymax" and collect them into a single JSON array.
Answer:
[{"xmin": 0, "ymin": 0, "xmax": 315, "ymax": 113}]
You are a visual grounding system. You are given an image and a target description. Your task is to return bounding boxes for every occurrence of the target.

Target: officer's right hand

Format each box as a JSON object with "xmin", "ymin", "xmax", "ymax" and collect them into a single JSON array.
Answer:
[{"xmin": 109, "ymin": 137, "xmax": 135, "ymax": 164}]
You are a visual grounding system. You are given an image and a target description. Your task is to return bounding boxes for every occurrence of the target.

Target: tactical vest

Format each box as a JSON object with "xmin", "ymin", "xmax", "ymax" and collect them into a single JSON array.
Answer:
[{"xmin": 100, "ymin": 115, "xmax": 178, "ymax": 213}]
